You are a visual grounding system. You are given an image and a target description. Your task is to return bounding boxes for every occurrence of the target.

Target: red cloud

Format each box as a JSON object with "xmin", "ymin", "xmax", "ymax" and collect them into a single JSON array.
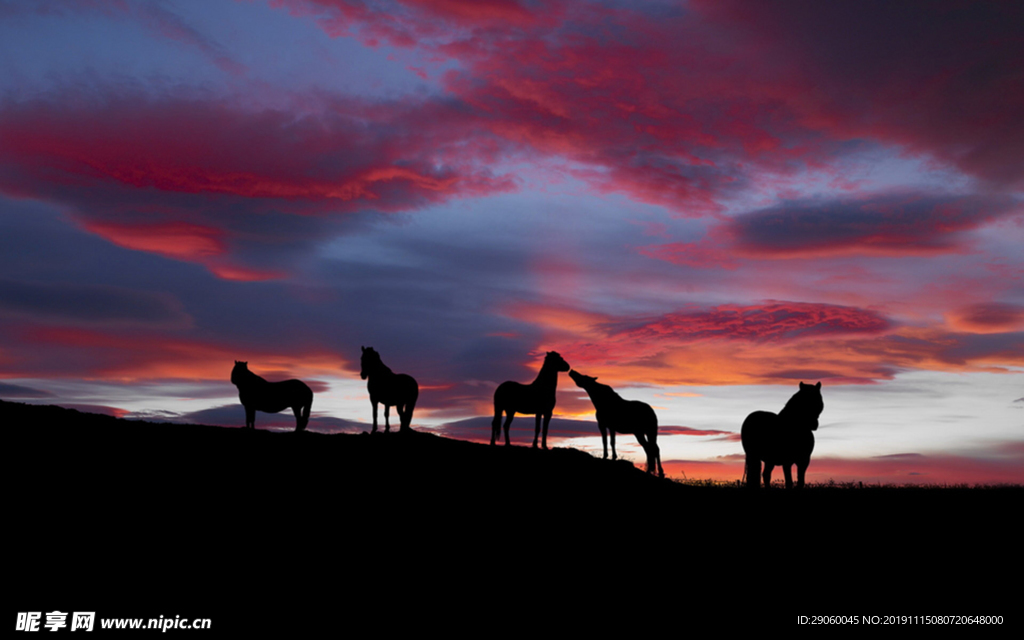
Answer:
[
  {"xmin": 949, "ymin": 303, "xmax": 1024, "ymax": 334},
  {"xmin": 81, "ymin": 221, "xmax": 225, "ymax": 262},
  {"xmin": 0, "ymin": 96, "xmax": 511, "ymax": 207},
  {"xmin": 611, "ymin": 302, "xmax": 890, "ymax": 343},
  {"xmin": 281, "ymin": 0, "xmax": 1024, "ymax": 214},
  {"xmin": 0, "ymin": 94, "xmax": 518, "ymax": 277},
  {"xmin": 0, "ymin": 323, "xmax": 348, "ymax": 382}
]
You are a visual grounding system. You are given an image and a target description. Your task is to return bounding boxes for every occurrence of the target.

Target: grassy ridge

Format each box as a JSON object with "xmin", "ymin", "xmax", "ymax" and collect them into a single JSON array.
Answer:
[{"xmin": 6, "ymin": 400, "xmax": 1019, "ymax": 630}]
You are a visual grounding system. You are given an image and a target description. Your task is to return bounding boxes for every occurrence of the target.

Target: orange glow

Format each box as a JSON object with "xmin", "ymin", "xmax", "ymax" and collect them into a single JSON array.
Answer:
[
  {"xmin": 12, "ymin": 326, "xmax": 350, "ymax": 382},
  {"xmin": 501, "ymin": 301, "xmax": 1021, "ymax": 387},
  {"xmin": 207, "ymin": 264, "xmax": 286, "ymax": 282},
  {"xmin": 666, "ymin": 454, "xmax": 1024, "ymax": 485},
  {"xmin": 83, "ymin": 221, "xmax": 224, "ymax": 260}
]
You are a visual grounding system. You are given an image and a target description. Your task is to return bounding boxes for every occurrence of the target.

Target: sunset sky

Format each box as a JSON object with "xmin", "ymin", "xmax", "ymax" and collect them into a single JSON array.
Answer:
[{"xmin": 1, "ymin": 0, "xmax": 1021, "ymax": 484}]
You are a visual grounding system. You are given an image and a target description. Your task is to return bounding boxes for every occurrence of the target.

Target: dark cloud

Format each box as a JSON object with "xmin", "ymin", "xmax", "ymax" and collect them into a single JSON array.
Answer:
[
  {"xmin": 430, "ymin": 415, "xmax": 602, "ymax": 444},
  {"xmin": 0, "ymin": 0, "xmax": 247, "ymax": 76},
  {"xmin": 697, "ymin": 0, "xmax": 1024, "ymax": 187},
  {"xmin": 849, "ymin": 331, "xmax": 1024, "ymax": 370},
  {"xmin": 952, "ymin": 303, "xmax": 1024, "ymax": 333},
  {"xmin": 0, "ymin": 382, "xmax": 53, "ymax": 399},
  {"xmin": 0, "ymin": 278, "xmax": 191, "ymax": 329},
  {"xmin": 727, "ymin": 194, "xmax": 1021, "ymax": 257},
  {"xmin": 160, "ymin": 403, "xmax": 367, "ymax": 434}
]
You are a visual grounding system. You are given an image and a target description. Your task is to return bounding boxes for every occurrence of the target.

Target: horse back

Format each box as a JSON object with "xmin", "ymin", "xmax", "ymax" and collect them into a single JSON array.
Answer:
[
  {"xmin": 369, "ymin": 372, "xmax": 417, "ymax": 406},
  {"xmin": 741, "ymin": 410, "xmax": 777, "ymax": 456},
  {"xmin": 742, "ymin": 410, "xmax": 814, "ymax": 464},
  {"xmin": 494, "ymin": 380, "xmax": 552, "ymax": 415},
  {"xmin": 241, "ymin": 379, "xmax": 312, "ymax": 413},
  {"xmin": 596, "ymin": 398, "xmax": 656, "ymax": 435}
]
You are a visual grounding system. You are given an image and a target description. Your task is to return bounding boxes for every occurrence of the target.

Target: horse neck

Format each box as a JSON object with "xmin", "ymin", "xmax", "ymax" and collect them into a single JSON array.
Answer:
[
  {"xmin": 591, "ymin": 384, "xmax": 619, "ymax": 406},
  {"xmin": 368, "ymin": 361, "xmax": 394, "ymax": 379},
  {"xmin": 531, "ymin": 363, "xmax": 559, "ymax": 389},
  {"xmin": 237, "ymin": 369, "xmax": 264, "ymax": 387},
  {"xmin": 779, "ymin": 394, "xmax": 814, "ymax": 425}
]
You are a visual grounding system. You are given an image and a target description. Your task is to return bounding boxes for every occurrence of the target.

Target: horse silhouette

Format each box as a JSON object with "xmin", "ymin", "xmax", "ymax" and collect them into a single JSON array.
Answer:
[
  {"xmin": 491, "ymin": 351, "xmax": 570, "ymax": 449},
  {"xmin": 569, "ymin": 369, "xmax": 664, "ymax": 477},
  {"xmin": 360, "ymin": 346, "xmax": 419, "ymax": 433},
  {"xmin": 741, "ymin": 381, "xmax": 823, "ymax": 489},
  {"xmin": 230, "ymin": 361, "xmax": 313, "ymax": 432}
]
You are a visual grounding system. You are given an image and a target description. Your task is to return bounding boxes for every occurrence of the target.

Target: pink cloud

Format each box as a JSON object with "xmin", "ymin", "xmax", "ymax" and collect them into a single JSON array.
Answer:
[
  {"xmin": 281, "ymin": 0, "xmax": 1024, "ymax": 213},
  {"xmin": 0, "ymin": 93, "xmax": 519, "ymax": 277}
]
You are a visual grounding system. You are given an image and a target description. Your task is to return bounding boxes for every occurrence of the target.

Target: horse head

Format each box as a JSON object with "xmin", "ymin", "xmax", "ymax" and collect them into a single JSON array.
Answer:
[
  {"xmin": 545, "ymin": 351, "xmax": 571, "ymax": 373},
  {"xmin": 360, "ymin": 346, "xmax": 379, "ymax": 380},
  {"xmin": 231, "ymin": 361, "xmax": 249, "ymax": 385},
  {"xmin": 568, "ymin": 369, "xmax": 597, "ymax": 391},
  {"xmin": 792, "ymin": 381, "xmax": 824, "ymax": 431}
]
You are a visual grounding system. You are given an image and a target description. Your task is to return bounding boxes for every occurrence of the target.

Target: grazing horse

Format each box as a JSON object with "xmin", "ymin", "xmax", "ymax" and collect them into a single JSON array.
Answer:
[
  {"xmin": 492, "ymin": 351, "xmax": 570, "ymax": 449},
  {"xmin": 569, "ymin": 370, "xmax": 664, "ymax": 477},
  {"xmin": 360, "ymin": 346, "xmax": 419, "ymax": 433},
  {"xmin": 741, "ymin": 381, "xmax": 824, "ymax": 489},
  {"xmin": 230, "ymin": 361, "xmax": 313, "ymax": 432}
]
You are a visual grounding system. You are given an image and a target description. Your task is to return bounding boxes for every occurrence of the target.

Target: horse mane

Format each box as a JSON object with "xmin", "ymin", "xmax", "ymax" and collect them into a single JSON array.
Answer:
[
  {"xmin": 778, "ymin": 383, "xmax": 823, "ymax": 422},
  {"xmin": 231, "ymin": 361, "xmax": 263, "ymax": 387},
  {"xmin": 591, "ymin": 381, "xmax": 622, "ymax": 404},
  {"xmin": 362, "ymin": 348, "xmax": 394, "ymax": 376}
]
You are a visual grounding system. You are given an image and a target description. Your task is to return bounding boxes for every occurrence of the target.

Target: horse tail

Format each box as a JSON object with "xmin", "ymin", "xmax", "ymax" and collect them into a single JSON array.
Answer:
[
  {"xmin": 300, "ymin": 396, "xmax": 312, "ymax": 431},
  {"xmin": 741, "ymin": 411, "xmax": 774, "ymax": 489},
  {"xmin": 491, "ymin": 390, "xmax": 503, "ymax": 445},
  {"xmin": 402, "ymin": 382, "xmax": 418, "ymax": 431}
]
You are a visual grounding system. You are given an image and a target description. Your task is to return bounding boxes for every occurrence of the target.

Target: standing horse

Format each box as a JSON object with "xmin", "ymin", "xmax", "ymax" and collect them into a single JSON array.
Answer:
[
  {"xmin": 569, "ymin": 370, "xmax": 664, "ymax": 477},
  {"xmin": 741, "ymin": 381, "xmax": 824, "ymax": 489},
  {"xmin": 492, "ymin": 351, "xmax": 570, "ymax": 449},
  {"xmin": 360, "ymin": 346, "xmax": 419, "ymax": 433},
  {"xmin": 230, "ymin": 361, "xmax": 313, "ymax": 432}
]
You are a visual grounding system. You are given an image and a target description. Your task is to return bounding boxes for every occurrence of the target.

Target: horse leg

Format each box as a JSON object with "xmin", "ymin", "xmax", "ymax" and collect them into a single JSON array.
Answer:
[
  {"xmin": 599, "ymin": 424, "xmax": 608, "ymax": 459},
  {"xmin": 245, "ymin": 405, "xmax": 255, "ymax": 429},
  {"xmin": 640, "ymin": 434, "xmax": 663, "ymax": 477},
  {"xmin": 762, "ymin": 463, "xmax": 774, "ymax": 489},
  {"xmin": 745, "ymin": 456, "xmax": 760, "ymax": 489},
  {"xmin": 503, "ymin": 412, "xmax": 515, "ymax": 446},
  {"xmin": 650, "ymin": 429, "xmax": 664, "ymax": 478},
  {"xmin": 292, "ymin": 406, "xmax": 303, "ymax": 432},
  {"xmin": 532, "ymin": 414, "xmax": 541, "ymax": 448},
  {"xmin": 401, "ymin": 397, "xmax": 416, "ymax": 432},
  {"xmin": 610, "ymin": 429, "xmax": 617, "ymax": 460},
  {"xmin": 541, "ymin": 413, "xmax": 551, "ymax": 450},
  {"xmin": 491, "ymin": 410, "xmax": 501, "ymax": 445},
  {"xmin": 384, "ymin": 404, "xmax": 391, "ymax": 433},
  {"xmin": 796, "ymin": 460, "xmax": 808, "ymax": 489},
  {"xmin": 783, "ymin": 464, "xmax": 794, "ymax": 489},
  {"xmin": 371, "ymin": 401, "xmax": 378, "ymax": 434}
]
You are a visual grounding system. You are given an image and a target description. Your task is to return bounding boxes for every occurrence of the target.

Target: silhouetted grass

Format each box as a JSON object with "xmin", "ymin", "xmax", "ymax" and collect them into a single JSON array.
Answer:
[{"xmin": 5, "ymin": 399, "xmax": 1019, "ymax": 628}]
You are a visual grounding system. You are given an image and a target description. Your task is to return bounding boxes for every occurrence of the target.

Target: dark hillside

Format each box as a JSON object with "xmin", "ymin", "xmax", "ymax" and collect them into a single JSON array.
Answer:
[{"xmin": 6, "ymin": 400, "xmax": 1018, "ymax": 631}]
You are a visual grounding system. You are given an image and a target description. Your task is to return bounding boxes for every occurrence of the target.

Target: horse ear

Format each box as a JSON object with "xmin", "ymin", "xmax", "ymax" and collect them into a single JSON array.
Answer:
[
  {"xmin": 361, "ymin": 346, "xmax": 366, "ymax": 352},
  {"xmin": 800, "ymin": 381, "xmax": 807, "ymax": 389},
  {"xmin": 816, "ymin": 381, "xmax": 821, "ymax": 389}
]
